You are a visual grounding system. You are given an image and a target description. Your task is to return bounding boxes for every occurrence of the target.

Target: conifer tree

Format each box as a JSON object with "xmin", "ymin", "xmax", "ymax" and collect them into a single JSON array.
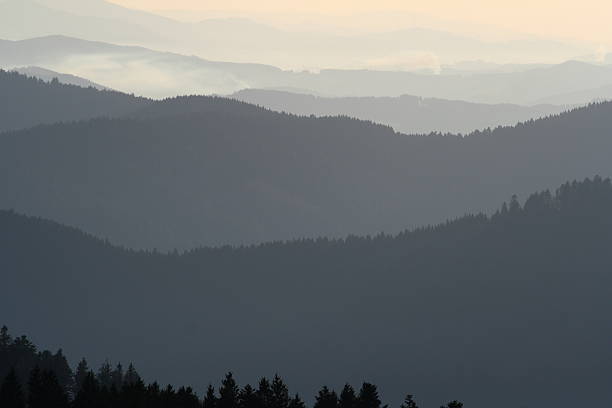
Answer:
[
  {"xmin": 0, "ymin": 368, "xmax": 25, "ymax": 408},
  {"xmin": 288, "ymin": 394, "xmax": 306, "ymax": 408},
  {"xmin": 124, "ymin": 363, "xmax": 141, "ymax": 385},
  {"xmin": 97, "ymin": 360, "xmax": 113, "ymax": 389},
  {"xmin": 314, "ymin": 386, "xmax": 338, "ymax": 408},
  {"xmin": 256, "ymin": 378, "xmax": 273, "ymax": 408},
  {"xmin": 40, "ymin": 370, "xmax": 69, "ymax": 408},
  {"xmin": 356, "ymin": 383, "xmax": 381, "ymax": 408},
  {"xmin": 73, "ymin": 358, "xmax": 89, "ymax": 395},
  {"xmin": 239, "ymin": 384, "xmax": 258, "ymax": 408},
  {"xmin": 0, "ymin": 326, "xmax": 11, "ymax": 349},
  {"xmin": 73, "ymin": 372, "xmax": 100, "ymax": 408},
  {"xmin": 339, "ymin": 384, "xmax": 357, "ymax": 408},
  {"xmin": 27, "ymin": 367, "xmax": 43, "ymax": 408},
  {"xmin": 111, "ymin": 363, "xmax": 124, "ymax": 389},
  {"xmin": 218, "ymin": 372, "xmax": 239, "ymax": 408},
  {"xmin": 271, "ymin": 374, "xmax": 290, "ymax": 408},
  {"xmin": 400, "ymin": 395, "xmax": 418, "ymax": 408},
  {"xmin": 204, "ymin": 384, "xmax": 218, "ymax": 408}
]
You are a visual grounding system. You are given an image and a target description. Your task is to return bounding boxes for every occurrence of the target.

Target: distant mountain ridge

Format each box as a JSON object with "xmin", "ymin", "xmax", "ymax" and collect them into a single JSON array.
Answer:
[
  {"xmin": 1, "ymin": 36, "xmax": 611, "ymax": 103},
  {"xmin": 0, "ymin": 0, "xmax": 593, "ymax": 70},
  {"xmin": 231, "ymin": 89, "xmax": 569, "ymax": 134}
]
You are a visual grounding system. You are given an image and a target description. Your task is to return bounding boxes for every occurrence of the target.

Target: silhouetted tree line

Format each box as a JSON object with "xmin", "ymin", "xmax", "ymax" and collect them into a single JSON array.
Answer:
[
  {"xmin": 0, "ymin": 327, "xmax": 462, "ymax": 408},
  {"xmin": 4, "ymin": 178, "xmax": 612, "ymax": 407}
]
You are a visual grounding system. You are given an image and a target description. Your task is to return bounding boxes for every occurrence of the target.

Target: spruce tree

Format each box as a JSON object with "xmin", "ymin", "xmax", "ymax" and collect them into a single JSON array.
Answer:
[
  {"xmin": 0, "ymin": 368, "xmax": 25, "ymax": 408},
  {"xmin": 0, "ymin": 326, "xmax": 11, "ymax": 349},
  {"xmin": 288, "ymin": 394, "xmax": 306, "ymax": 408},
  {"xmin": 97, "ymin": 360, "xmax": 113, "ymax": 389},
  {"xmin": 203, "ymin": 384, "xmax": 218, "ymax": 408},
  {"xmin": 356, "ymin": 383, "xmax": 381, "ymax": 408},
  {"xmin": 339, "ymin": 384, "xmax": 357, "ymax": 408},
  {"xmin": 111, "ymin": 363, "xmax": 124, "ymax": 389},
  {"xmin": 271, "ymin": 374, "xmax": 289, "ymax": 408},
  {"xmin": 40, "ymin": 370, "xmax": 69, "ymax": 408},
  {"xmin": 256, "ymin": 378, "xmax": 273, "ymax": 408},
  {"xmin": 124, "ymin": 363, "xmax": 141, "ymax": 386},
  {"xmin": 400, "ymin": 395, "xmax": 418, "ymax": 408},
  {"xmin": 73, "ymin": 359, "xmax": 89, "ymax": 395},
  {"xmin": 314, "ymin": 386, "xmax": 338, "ymax": 408},
  {"xmin": 218, "ymin": 372, "xmax": 239, "ymax": 408},
  {"xmin": 73, "ymin": 372, "xmax": 100, "ymax": 408},
  {"xmin": 27, "ymin": 367, "xmax": 43, "ymax": 408},
  {"xmin": 239, "ymin": 384, "xmax": 258, "ymax": 408}
]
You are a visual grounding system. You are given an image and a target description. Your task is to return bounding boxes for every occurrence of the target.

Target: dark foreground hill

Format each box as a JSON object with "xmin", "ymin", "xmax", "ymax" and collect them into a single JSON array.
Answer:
[
  {"xmin": 3, "ymin": 93, "xmax": 612, "ymax": 248},
  {"xmin": 2, "ymin": 178, "xmax": 612, "ymax": 408}
]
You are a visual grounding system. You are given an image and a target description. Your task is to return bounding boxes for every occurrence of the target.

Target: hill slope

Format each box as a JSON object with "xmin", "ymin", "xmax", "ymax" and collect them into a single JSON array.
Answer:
[
  {"xmin": 3, "ymin": 93, "xmax": 612, "ymax": 249},
  {"xmin": 11, "ymin": 66, "xmax": 109, "ymax": 89},
  {"xmin": 0, "ymin": 69, "xmax": 149, "ymax": 132},
  {"xmin": 231, "ymin": 89, "xmax": 567, "ymax": 134},
  {"xmin": 2, "ymin": 178, "xmax": 612, "ymax": 408}
]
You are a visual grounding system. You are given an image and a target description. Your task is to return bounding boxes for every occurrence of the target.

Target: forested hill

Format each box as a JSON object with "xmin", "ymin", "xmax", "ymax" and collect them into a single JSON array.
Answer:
[
  {"xmin": 0, "ymin": 69, "xmax": 149, "ymax": 133},
  {"xmin": 3, "ymin": 96, "xmax": 612, "ymax": 249},
  {"xmin": 2, "ymin": 177, "xmax": 612, "ymax": 408}
]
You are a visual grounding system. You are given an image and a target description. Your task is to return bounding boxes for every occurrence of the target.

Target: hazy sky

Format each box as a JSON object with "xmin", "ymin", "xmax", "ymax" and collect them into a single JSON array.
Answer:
[{"xmin": 109, "ymin": 0, "xmax": 612, "ymax": 45}]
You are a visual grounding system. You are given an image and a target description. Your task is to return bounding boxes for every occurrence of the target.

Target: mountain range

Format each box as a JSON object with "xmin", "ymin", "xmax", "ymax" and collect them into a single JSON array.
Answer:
[
  {"xmin": 0, "ymin": 0, "xmax": 596, "ymax": 70},
  {"xmin": 0, "ymin": 69, "xmax": 568, "ymax": 136},
  {"xmin": 2, "ymin": 35, "xmax": 612, "ymax": 104},
  {"xmin": 3, "ymin": 71, "xmax": 612, "ymax": 249}
]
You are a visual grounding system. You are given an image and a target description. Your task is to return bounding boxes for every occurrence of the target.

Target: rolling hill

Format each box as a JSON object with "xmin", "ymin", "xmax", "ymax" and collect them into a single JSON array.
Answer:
[
  {"xmin": 0, "ymin": 69, "xmax": 148, "ymax": 133},
  {"xmin": 2, "ymin": 178, "xmax": 612, "ymax": 408},
  {"xmin": 3, "ymin": 73, "xmax": 612, "ymax": 249}
]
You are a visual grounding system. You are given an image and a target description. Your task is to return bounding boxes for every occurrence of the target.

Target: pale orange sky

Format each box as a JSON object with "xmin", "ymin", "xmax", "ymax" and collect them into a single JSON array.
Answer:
[{"xmin": 109, "ymin": 0, "xmax": 612, "ymax": 45}]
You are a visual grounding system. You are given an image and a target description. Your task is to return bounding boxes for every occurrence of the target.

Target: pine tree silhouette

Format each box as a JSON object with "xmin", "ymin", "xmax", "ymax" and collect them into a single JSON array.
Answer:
[
  {"xmin": 204, "ymin": 384, "xmax": 218, "ymax": 408},
  {"xmin": 339, "ymin": 384, "xmax": 357, "ymax": 408},
  {"xmin": 0, "ymin": 368, "xmax": 25, "ymax": 408},
  {"xmin": 314, "ymin": 386, "xmax": 338, "ymax": 408},
  {"xmin": 218, "ymin": 373, "xmax": 239, "ymax": 408},
  {"xmin": 357, "ymin": 383, "xmax": 381, "ymax": 408}
]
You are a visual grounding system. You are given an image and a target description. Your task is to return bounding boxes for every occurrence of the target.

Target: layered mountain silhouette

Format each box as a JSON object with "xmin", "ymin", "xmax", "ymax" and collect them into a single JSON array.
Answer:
[
  {"xmin": 0, "ymin": 0, "xmax": 592, "ymax": 70},
  {"xmin": 0, "ymin": 68, "xmax": 567, "ymax": 136},
  {"xmin": 231, "ymin": 89, "xmax": 567, "ymax": 134},
  {"xmin": 4, "ymin": 69, "xmax": 612, "ymax": 248},
  {"xmin": 2, "ymin": 177, "xmax": 612, "ymax": 408},
  {"xmin": 1, "ymin": 35, "xmax": 612, "ymax": 103}
]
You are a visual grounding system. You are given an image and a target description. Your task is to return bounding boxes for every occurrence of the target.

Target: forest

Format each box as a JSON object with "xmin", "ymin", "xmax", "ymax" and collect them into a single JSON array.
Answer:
[
  {"xmin": 2, "ymin": 177, "xmax": 612, "ymax": 407},
  {"xmin": 4, "ymin": 68, "xmax": 612, "ymax": 250},
  {"xmin": 0, "ymin": 326, "xmax": 462, "ymax": 408}
]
